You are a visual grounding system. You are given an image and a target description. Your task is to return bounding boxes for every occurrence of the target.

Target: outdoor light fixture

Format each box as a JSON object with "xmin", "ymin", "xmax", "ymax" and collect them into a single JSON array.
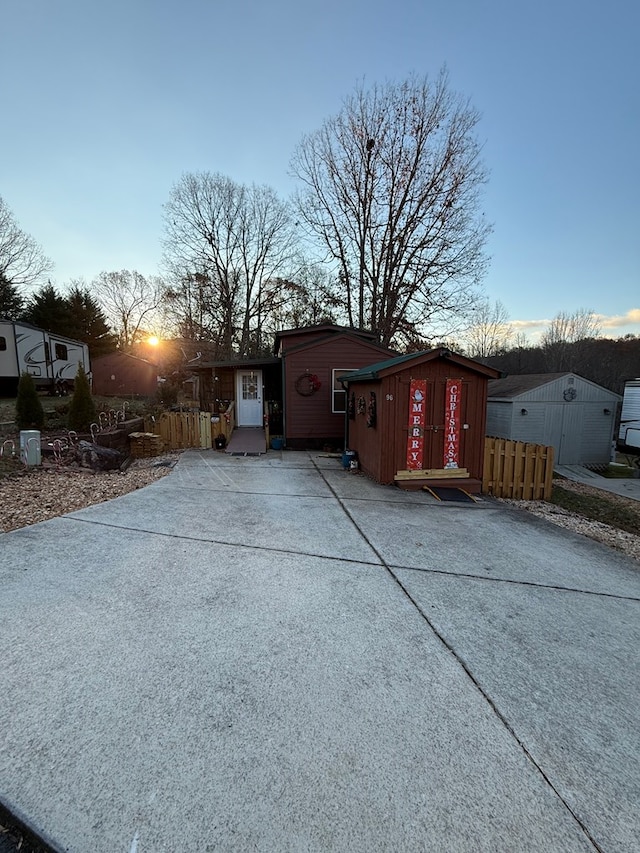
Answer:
[{"xmin": 520, "ymin": 408, "xmax": 528, "ymax": 415}]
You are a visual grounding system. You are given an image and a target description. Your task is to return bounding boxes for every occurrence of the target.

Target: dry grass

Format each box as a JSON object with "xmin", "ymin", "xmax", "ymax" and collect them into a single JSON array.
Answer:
[{"xmin": 551, "ymin": 479, "xmax": 640, "ymax": 536}]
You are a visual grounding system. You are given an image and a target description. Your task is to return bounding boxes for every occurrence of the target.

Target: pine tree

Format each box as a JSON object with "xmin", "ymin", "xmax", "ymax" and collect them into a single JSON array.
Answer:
[
  {"xmin": 15, "ymin": 372, "xmax": 45, "ymax": 430},
  {"xmin": 0, "ymin": 272, "xmax": 25, "ymax": 320},
  {"xmin": 64, "ymin": 285, "xmax": 118, "ymax": 356},
  {"xmin": 22, "ymin": 282, "xmax": 68, "ymax": 331},
  {"xmin": 67, "ymin": 363, "xmax": 97, "ymax": 432}
]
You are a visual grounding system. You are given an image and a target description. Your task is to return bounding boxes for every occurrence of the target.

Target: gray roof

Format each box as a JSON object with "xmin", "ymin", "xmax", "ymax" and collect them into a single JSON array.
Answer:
[{"xmin": 488, "ymin": 373, "xmax": 571, "ymax": 398}]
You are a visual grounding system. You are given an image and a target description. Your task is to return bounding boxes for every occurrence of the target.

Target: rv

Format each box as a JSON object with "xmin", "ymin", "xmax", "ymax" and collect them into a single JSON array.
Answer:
[
  {"xmin": 0, "ymin": 320, "xmax": 91, "ymax": 395},
  {"xmin": 618, "ymin": 379, "xmax": 640, "ymax": 453}
]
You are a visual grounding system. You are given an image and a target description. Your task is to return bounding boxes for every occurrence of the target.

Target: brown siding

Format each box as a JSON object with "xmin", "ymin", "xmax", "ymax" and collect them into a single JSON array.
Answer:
[
  {"xmin": 92, "ymin": 353, "xmax": 158, "ymax": 397},
  {"xmin": 279, "ymin": 330, "xmax": 328, "ymax": 353},
  {"xmin": 284, "ymin": 336, "xmax": 394, "ymax": 447},
  {"xmin": 346, "ymin": 358, "xmax": 490, "ymax": 485}
]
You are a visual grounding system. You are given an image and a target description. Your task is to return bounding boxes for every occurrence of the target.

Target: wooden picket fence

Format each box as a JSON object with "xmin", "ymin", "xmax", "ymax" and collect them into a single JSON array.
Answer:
[
  {"xmin": 483, "ymin": 437, "xmax": 555, "ymax": 501},
  {"xmin": 144, "ymin": 411, "xmax": 213, "ymax": 450}
]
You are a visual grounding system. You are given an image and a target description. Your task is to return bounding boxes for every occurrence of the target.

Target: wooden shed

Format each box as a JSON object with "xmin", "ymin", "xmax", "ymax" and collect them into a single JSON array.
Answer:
[
  {"xmin": 341, "ymin": 348, "xmax": 499, "ymax": 491},
  {"xmin": 92, "ymin": 351, "xmax": 160, "ymax": 397},
  {"xmin": 486, "ymin": 372, "xmax": 622, "ymax": 465}
]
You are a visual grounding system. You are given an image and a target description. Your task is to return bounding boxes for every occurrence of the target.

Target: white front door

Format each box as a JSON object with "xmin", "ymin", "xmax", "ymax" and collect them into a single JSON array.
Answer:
[{"xmin": 236, "ymin": 369, "xmax": 263, "ymax": 426}]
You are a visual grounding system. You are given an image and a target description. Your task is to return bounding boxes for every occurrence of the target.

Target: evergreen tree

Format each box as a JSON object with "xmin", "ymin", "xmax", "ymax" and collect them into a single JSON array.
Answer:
[
  {"xmin": 0, "ymin": 271, "xmax": 25, "ymax": 320},
  {"xmin": 64, "ymin": 285, "xmax": 118, "ymax": 356},
  {"xmin": 22, "ymin": 283, "xmax": 68, "ymax": 331},
  {"xmin": 15, "ymin": 372, "xmax": 45, "ymax": 430},
  {"xmin": 67, "ymin": 363, "xmax": 97, "ymax": 432}
]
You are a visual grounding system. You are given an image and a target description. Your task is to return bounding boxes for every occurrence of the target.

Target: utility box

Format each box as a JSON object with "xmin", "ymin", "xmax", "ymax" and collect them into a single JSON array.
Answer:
[{"xmin": 20, "ymin": 430, "xmax": 41, "ymax": 466}]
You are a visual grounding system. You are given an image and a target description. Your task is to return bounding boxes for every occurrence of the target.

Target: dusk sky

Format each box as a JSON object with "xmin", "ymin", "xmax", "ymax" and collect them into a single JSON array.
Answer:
[{"xmin": 2, "ymin": 0, "xmax": 638, "ymax": 341}]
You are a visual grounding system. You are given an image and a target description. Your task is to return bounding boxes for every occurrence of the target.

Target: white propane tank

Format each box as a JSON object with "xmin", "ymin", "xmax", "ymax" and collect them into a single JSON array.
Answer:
[{"xmin": 19, "ymin": 430, "xmax": 41, "ymax": 466}]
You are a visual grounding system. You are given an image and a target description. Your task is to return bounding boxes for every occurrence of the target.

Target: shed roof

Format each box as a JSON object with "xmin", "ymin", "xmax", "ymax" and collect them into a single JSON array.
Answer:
[
  {"xmin": 339, "ymin": 348, "xmax": 500, "ymax": 383},
  {"xmin": 487, "ymin": 373, "xmax": 570, "ymax": 398},
  {"xmin": 488, "ymin": 372, "xmax": 622, "ymax": 400}
]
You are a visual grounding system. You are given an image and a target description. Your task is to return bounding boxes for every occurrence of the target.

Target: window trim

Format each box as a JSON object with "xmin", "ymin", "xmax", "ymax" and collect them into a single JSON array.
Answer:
[{"xmin": 332, "ymin": 368, "xmax": 355, "ymax": 414}]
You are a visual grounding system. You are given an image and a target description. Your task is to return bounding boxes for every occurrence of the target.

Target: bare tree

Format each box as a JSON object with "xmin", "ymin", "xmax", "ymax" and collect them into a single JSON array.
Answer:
[
  {"xmin": 290, "ymin": 69, "xmax": 491, "ymax": 349},
  {"xmin": 0, "ymin": 196, "xmax": 53, "ymax": 289},
  {"xmin": 162, "ymin": 173, "xmax": 296, "ymax": 357},
  {"xmin": 463, "ymin": 299, "xmax": 513, "ymax": 359},
  {"xmin": 541, "ymin": 308, "xmax": 601, "ymax": 371},
  {"xmin": 92, "ymin": 270, "xmax": 163, "ymax": 350},
  {"xmin": 262, "ymin": 259, "xmax": 342, "ymax": 337},
  {"xmin": 541, "ymin": 308, "xmax": 601, "ymax": 348}
]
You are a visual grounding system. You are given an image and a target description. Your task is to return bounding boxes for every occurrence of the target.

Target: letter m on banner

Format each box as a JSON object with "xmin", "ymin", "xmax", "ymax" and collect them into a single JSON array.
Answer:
[{"xmin": 406, "ymin": 379, "xmax": 428, "ymax": 470}]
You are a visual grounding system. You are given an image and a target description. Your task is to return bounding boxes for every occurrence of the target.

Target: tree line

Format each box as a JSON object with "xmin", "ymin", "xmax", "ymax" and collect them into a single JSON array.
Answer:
[{"xmin": 485, "ymin": 334, "xmax": 639, "ymax": 396}]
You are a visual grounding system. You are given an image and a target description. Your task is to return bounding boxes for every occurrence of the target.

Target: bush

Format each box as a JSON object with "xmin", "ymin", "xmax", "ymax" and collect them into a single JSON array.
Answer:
[
  {"xmin": 15, "ymin": 372, "xmax": 45, "ymax": 430},
  {"xmin": 155, "ymin": 381, "xmax": 179, "ymax": 408},
  {"xmin": 67, "ymin": 363, "xmax": 97, "ymax": 432}
]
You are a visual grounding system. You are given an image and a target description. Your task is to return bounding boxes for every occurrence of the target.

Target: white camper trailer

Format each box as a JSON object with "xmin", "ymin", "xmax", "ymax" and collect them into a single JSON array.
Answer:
[
  {"xmin": 0, "ymin": 320, "xmax": 91, "ymax": 395},
  {"xmin": 618, "ymin": 379, "xmax": 640, "ymax": 452}
]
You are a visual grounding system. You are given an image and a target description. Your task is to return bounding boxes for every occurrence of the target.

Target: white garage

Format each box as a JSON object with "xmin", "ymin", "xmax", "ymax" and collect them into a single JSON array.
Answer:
[{"xmin": 486, "ymin": 372, "xmax": 622, "ymax": 465}]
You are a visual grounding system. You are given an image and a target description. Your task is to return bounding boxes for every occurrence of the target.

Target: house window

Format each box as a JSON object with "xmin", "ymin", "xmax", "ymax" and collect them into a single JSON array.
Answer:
[
  {"xmin": 55, "ymin": 343, "xmax": 68, "ymax": 360},
  {"xmin": 332, "ymin": 369, "xmax": 355, "ymax": 413},
  {"xmin": 0, "ymin": 337, "xmax": 6, "ymax": 351}
]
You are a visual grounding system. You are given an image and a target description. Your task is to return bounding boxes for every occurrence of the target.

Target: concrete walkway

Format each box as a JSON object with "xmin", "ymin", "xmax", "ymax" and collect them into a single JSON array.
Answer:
[
  {"xmin": 1, "ymin": 450, "xmax": 639, "ymax": 852},
  {"xmin": 556, "ymin": 464, "xmax": 640, "ymax": 501}
]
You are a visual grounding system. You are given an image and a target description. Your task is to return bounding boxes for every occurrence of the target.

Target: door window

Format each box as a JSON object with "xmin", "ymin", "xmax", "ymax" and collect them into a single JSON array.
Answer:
[{"xmin": 242, "ymin": 374, "xmax": 258, "ymax": 400}]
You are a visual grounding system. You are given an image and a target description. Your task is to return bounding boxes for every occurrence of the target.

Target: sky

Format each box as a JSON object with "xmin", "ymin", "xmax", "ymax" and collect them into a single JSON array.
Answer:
[{"xmin": 1, "ymin": 0, "xmax": 639, "ymax": 343}]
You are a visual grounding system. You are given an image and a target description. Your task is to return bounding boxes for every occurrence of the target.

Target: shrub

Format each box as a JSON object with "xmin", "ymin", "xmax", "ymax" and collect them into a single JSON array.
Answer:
[
  {"xmin": 155, "ymin": 381, "xmax": 179, "ymax": 409},
  {"xmin": 67, "ymin": 363, "xmax": 97, "ymax": 432},
  {"xmin": 15, "ymin": 372, "xmax": 45, "ymax": 430}
]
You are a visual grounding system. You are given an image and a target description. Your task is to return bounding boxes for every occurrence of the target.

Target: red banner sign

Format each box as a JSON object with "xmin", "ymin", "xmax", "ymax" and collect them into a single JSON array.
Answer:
[
  {"xmin": 406, "ymin": 379, "xmax": 428, "ymax": 470},
  {"xmin": 443, "ymin": 378, "xmax": 462, "ymax": 469}
]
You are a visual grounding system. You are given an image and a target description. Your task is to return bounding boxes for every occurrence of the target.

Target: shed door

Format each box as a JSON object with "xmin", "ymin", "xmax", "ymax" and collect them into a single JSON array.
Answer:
[
  {"xmin": 545, "ymin": 404, "xmax": 583, "ymax": 465},
  {"xmin": 236, "ymin": 370, "xmax": 263, "ymax": 427},
  {"xmin": 423, "ymin": 379, "xmax": 467, "ymax": 470}
]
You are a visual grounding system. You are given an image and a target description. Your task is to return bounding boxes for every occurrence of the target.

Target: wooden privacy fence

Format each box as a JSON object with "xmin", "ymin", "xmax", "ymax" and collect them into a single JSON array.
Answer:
[
  {"xmin": 483, "ymin": 437, "xmax": 554, "ymax": 501},
  {"xmin": 144, "ymin": 411, "xmax": 213, "ymax": 450}
]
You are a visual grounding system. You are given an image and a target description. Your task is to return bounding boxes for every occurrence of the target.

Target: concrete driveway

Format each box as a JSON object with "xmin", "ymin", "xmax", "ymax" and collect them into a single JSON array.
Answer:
[{"xmin": 0, "ymin": 450, "xmax": 639, "ymax": 852}]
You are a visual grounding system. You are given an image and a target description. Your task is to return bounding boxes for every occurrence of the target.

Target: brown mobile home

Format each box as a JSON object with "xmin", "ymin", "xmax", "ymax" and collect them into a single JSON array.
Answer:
[
  {"xmin": 92, "ymin": 351, "xmax": 160, "ymax": 397},
  {"xmin": 341, "ymin": 348, "xmax": 499, "ymax": 491},
  {"xmin": 194, "ymin": 324, "xmax": 395, "ymax": 449},
  {"xmin": 276, "ymin": 325, "xmax": 395, "ymax": 449}
]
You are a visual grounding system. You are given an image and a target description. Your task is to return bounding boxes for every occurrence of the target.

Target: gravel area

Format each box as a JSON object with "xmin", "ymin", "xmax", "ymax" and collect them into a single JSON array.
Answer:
[
  {"xmin": 0, "ymin": 454, "xmax": 179, "ymax": 534},
  {"xmin": 499, "ymin": 479, "xmax": 640, "ymax": 563}
]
